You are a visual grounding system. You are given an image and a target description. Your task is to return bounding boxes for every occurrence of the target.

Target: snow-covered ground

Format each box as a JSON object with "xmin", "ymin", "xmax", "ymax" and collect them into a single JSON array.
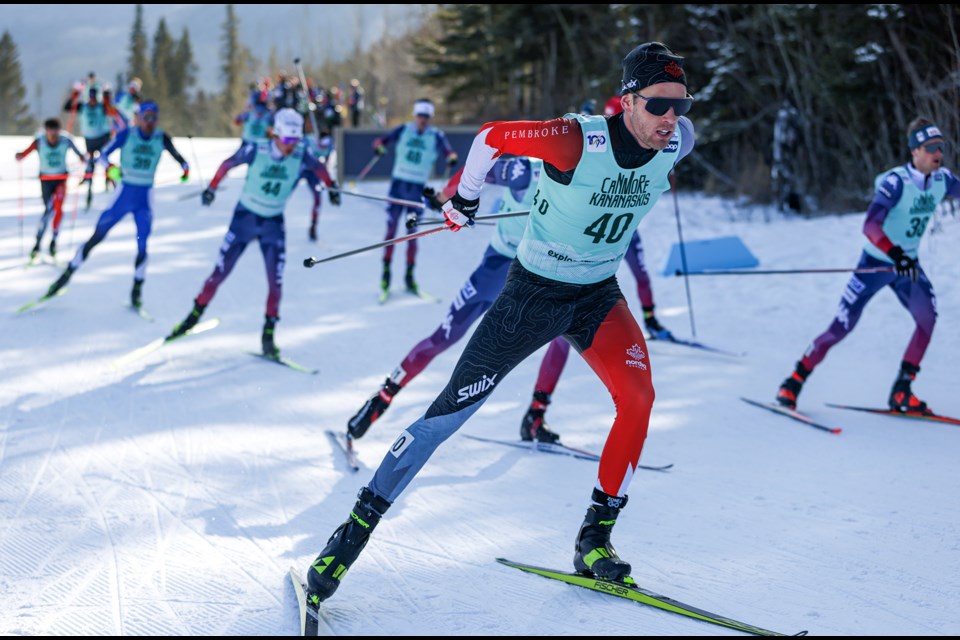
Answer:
[{"xmin": 1, "ymin": 135, "xmax": 958, "ymax": 635}]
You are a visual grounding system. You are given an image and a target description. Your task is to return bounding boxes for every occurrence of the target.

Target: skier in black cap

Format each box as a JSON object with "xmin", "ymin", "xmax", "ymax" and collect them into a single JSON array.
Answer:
[{"xmin": 302, "ymin": 42, "xmax": 696, "ymax": 605}]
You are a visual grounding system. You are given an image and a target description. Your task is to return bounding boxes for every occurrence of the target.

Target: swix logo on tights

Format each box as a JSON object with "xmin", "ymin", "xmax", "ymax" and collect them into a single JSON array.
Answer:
[{"xmin": 457, "ymin": 373, "xmax": 498, "ymax": 403}]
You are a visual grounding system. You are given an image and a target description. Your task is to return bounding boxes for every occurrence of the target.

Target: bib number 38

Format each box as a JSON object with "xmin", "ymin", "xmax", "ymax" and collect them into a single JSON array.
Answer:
[{"xmin": 905, "ymin": 215, "xmax": 929, "ymax": 238}]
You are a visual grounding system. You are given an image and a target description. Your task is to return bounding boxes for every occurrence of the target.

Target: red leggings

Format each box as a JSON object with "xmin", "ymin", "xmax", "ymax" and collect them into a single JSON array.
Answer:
[{"xmin": 580, "ymin": 300, "xmax": 654, "ymax": 496}]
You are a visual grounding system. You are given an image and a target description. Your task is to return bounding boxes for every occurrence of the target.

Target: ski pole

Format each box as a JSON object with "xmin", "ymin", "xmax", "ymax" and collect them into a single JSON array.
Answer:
[
  {"xmin": 418, "ymin": 210, "xmax": 530, "ymax": 226},
  {"xmin": 293, "ymin": 57, "xmax": 324, "ymax": 138},
  {"xmin": 18, "ymin": 161, "xmax": 24, "ymax": 256},
  {"xmin": 304, "ymin": 225, "xmax": 449, "ymax": 267},
  {"xmin": 674, "ymin": 267, "xmax": 896, "ymax": 276},
  {"xmin": 187, "ymin": 135, "xmax": 204, "ymax": 186},
  {"xmin": 327, "ymin": 185, "xmax": 531, "ymax": 220},
  {"xmin": 69, "ymin": 184, "xmax": 80, "ymax": 252},
  {"xmin": 332, "ymin": 187, "xmax": 425, "ymax": 209},
  {"xmin": 303, "ymin": 210, "xmax": 530, "ymax": 267},
  {"xmin": 420, "ymin": 218, "xmax": 496, "ymax": 227},
  {"xmin": 670, "ymin": 172, "xmax": 696, "ymax": 337},
  {"xmin": 349, "ymin": 155, "xmax": 381, "ymax": 188}
]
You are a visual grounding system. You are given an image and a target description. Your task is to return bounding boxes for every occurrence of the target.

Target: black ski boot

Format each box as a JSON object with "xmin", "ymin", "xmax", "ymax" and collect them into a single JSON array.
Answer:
[
  {"xmin": 262, "ymin": 315, "xmax": 280, "ymax": 358},
  {"xmin": 520, "ymin": 391, "xmax": 561, "ymax": 443},
  {"xmin": 167, "ymin": 300, "xmax": 207, "ymax": 340},
  {"xmin": 306, "ymin": 486, "xmax": 391, "ymax": 605},
  {"xmin": 30, "ymin": 239, "xmax": 41, "ymax": 262},
  {"xmin": 888, "ymin": 361, "xmax": 932, "ymax": 415},
  {"xmin": 309, "ymin": 221, "xmax": 317, "ymax": 242},
  {"xmin": 776, "ymin": 361, "xmax": 811, "ymax": 410},
  {"xmin": 131, "ymin": 279, "xmax": 144, "ymax": 309},
  {"xmin": 49, "ymin": 237, "xmax": 57, "ymax": 258},
  {"xmin": 642, "ymin": 305, "xmax": 674, "ymax": 341},
  {"xmin": 46, "ymin": 265, "xmax": 75, "ymax": 297},
  {"xmin": 347, "ymin": 378, "xmax": 402, "ymax": 439},
  {"xmin": 404, "ymin": 263, "xmax": 418, "ymax": 293},
  {"xmin": 573, "ymin": 488, "xmax": 632, "ymax": 582}
]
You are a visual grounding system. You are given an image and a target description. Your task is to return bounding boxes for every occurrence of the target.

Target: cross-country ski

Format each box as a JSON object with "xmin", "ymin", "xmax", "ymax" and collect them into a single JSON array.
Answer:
[
  {"xmin": 462, "ymin": 433, "xmax": 674, "ymax": 471},
  {"xmin": 497, "ymin": 558, "xmax": 806, "ymax": 636},
  {"xmin": 741, "ymin": 397, "xmax": 843, "ymax": 434},
  {"xmin": 111, "ymin": 318, "xmax": 220, "ymax": 368},
  {"xmin": 825, "ymin": 402, "xmax": 960, "ymax": 426}
]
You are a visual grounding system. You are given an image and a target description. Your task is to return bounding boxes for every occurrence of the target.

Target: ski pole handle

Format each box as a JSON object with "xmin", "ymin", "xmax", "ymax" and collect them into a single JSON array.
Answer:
[{"xmin": 418, "ymin": 210, "xmax": 530, "ymax": 226}]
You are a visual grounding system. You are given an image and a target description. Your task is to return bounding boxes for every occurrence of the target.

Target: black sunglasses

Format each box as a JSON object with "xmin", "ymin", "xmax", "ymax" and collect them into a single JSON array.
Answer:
[
  {"xmin": 923, "ymin": 142, "xmax": 945, "ymax": 154},
  {"xmin": 631, "ymin": 92, "xmax": 693, "ymax": 117}
]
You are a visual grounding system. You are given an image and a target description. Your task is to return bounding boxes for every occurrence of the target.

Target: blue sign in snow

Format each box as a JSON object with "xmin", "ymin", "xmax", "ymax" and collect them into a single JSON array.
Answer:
[{"xmin": 661, "ymin": 235, "xmax": 759, "ymax": 275}]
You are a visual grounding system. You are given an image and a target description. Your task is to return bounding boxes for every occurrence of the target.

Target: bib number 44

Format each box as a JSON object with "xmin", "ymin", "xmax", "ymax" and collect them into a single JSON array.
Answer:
[{"xmin": 261, "ymin": 181, "xmax": 282, "ymax": 196}]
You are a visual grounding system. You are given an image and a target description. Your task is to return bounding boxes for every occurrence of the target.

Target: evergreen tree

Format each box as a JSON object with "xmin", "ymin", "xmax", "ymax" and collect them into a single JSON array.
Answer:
[
  {"xmin": 409, "ymin": 4, "xmax": 960, "ymax": 211},
  {"xmin": 127, "ymin": 4, "xmax": 152, "ymax": 89},
  {"xmin": 219, "ymin": 4, "xmax": 253, "ymax": 135},
  {"xmin": 414, "ymin": 6, "xmax": 619, "ymax": 122},
  {"xmin": 150, "ymin": 17, "xmax": 174, "ymax": 112},
  {"xmin": 167, "ymin": 28, "xmax": 198, "ymax": 134},
  {"xmin": 267, "ymin": 46, "xmax": 280, "ymax": 78},
  {"xmin": 171, "ymin": 28, "xmax": 197, "ymax": 101},
  {"xmin": 0, "ymin": 30, "xmax": 35, "ymax": 134},
  {"xmin": 192, "ymin": 88, "xmax": 214, "ymax": 137}
]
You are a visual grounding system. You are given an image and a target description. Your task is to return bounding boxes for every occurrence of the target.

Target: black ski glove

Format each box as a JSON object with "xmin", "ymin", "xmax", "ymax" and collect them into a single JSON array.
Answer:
[
  {"xmin": 422, "ymin": 186, "xmax": 444, "ymax": 212},
  {"xmin": 887, "ymin": 246, "xmax": 919, "ymax": 282},
  {"xmin": 441, "ymin": 192, "xmax": 479, "ymax": 232}
]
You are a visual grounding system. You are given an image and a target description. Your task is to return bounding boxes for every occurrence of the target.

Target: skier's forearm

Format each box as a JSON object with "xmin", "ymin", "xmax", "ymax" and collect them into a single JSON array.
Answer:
[
  {"xmin": 163, "ymin": 134, "xmax": 189, "ymax": 168},
  {"xmin": 207, "ymin": 159, "xmax": 236, "ymax": 190},
  {"xmin": 18, "ymin": 140, "xmax": 39, "ymax": 157},
  {"xmin": 96, "ymin": 130, "xmax": 127, "ymax": 168},
  {"xmin": 68, "ymin": 138, "xmax": 84, "ymax": 160},
  {"xmin": 863, "ymin": 202, "xmax": 894, "ymax": 254}
]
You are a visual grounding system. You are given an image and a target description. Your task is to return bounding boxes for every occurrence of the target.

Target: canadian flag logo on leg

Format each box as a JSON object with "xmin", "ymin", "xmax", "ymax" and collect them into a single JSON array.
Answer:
[{"xmin": 626, "ymin": 344, "xmax": 648, "ymax": 370}]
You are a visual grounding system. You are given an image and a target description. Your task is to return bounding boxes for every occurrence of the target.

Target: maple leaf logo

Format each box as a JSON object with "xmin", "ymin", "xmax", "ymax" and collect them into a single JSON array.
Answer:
[
  {"xmin": 626, "ymin": 344, "xmax": 648, "ymax": 370},
  {"xmin": 664, "ymin": 61, "xmax": 684, "ymax": 79}
]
